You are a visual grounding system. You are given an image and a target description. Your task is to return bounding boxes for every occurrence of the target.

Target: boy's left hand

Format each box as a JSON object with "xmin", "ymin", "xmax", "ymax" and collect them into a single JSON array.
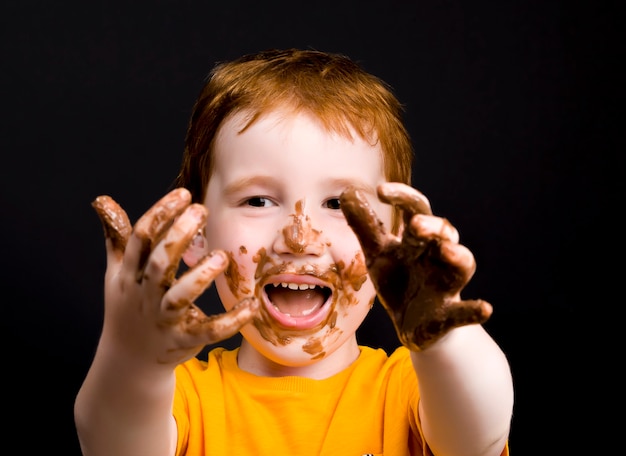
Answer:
[{"xmin": 340, "ymin": 182, "xmax": 492, "ymax": 351}]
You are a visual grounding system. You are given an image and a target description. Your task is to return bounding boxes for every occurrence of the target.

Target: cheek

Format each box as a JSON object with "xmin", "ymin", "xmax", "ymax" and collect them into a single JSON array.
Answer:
[
  {"xmin": 206, "ymin": 226, "xmax": 260, "ymax": 309},
  {"xmin": 328, "ymin": 280, "xmax": 376, "ymax": 354},
  {"xmin": 334, "ymin": 243, "xmax": 376, "ymax": 313},
  {"xmin": 341, "ymin": 280, "xmax": 376, "ymax": 320}
]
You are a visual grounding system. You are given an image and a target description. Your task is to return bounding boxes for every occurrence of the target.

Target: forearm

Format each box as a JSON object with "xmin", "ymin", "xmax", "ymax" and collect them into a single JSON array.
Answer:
[
  {"xmin": 74, "ymin": 338, "xmax": 178, "ymax": 456},
  {"xmin": 410, "ymin": 324, "xmax": 513, "ymax": 456}
]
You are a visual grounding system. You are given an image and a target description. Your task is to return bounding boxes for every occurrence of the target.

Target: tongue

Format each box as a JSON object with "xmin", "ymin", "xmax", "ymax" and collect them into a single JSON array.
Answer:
[{"xmin": 268, "ymin": 288, "xmax": 326, "ymax": 317}]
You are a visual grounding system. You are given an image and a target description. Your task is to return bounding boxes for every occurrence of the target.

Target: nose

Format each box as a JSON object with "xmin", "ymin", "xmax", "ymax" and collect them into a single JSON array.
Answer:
[{"xmin": 272, "ymin": 199, "xmax": 327, "ymax": 256}]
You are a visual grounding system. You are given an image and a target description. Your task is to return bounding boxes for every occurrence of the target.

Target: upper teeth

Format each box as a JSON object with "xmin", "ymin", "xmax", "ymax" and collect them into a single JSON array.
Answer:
[{"xmin": 274, "ymin": 282, "xmax": 317, "ymax": 290}]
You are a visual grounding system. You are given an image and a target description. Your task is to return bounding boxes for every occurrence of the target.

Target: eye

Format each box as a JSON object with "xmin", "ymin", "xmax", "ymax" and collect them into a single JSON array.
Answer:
[
  {"xmin": 245, "ymin": 196, "xmax": 276, "ymax": 208},
  {"xmin": 323, "ymin": 198, "xmax": 342, "ymax": 210}
]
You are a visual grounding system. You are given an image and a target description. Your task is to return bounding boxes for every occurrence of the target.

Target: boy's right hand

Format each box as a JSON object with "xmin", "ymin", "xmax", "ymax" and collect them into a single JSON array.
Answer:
[{"xmin": 91, "ymin": 188, "xmax": 259, "ymax": 366}]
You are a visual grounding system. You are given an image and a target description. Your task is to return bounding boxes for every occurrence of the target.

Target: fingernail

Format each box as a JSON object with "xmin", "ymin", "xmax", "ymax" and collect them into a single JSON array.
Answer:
[
  {"xmin": 191, "ymin": 229, "xmax": 205, "ymax": 248},
  {"xmin": 208, "ymin": 251, "xmax": 227, "ymax": 267},
  {"xmin": 189, "ymin": 204, "xmax": 207, "ymax": 221}
]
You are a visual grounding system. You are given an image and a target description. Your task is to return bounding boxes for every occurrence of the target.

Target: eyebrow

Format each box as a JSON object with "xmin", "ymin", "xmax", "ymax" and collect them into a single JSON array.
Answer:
[
  {"xmin": 222, "ymin": 175, "xmax": 281, "ymax": 197},
  {"xmin": 222, "ymin": 176, "xmax": 377, "ymax": 199},
  {"xmin": 326, "ymin": 178, "xmax": 377, "ymax": 197}
]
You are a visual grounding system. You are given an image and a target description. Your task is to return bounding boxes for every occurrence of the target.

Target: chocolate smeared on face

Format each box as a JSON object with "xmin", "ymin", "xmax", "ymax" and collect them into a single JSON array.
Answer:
[
  {"xmin": 229, "ymin": 199, "xmax": 369, "ymax": 358},
  {"xmin": 249, "ymin": 246, "xmax": 340, "ymax": 347},
  {"xmin": 282, "ymin": 199, "xmax": 324, "ymax": 253},
  {"xmin": 224, "ymin": 251, "xmax": 251, "ymax": 299},
  {"xmin": 340, "ymin": 183, "xmax": 492, "ymax": 351},
  {"xmin": 301, "ymin": 321, "xmax": 342, "ymax": 359},
  {"xmin": 339, "ymin": 254, "xmax": 369, "ymax": 293}
]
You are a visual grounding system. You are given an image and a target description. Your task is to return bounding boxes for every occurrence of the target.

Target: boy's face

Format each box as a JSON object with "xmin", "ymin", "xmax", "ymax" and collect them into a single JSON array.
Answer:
[{"xmin": 202, "ymin": 109, "xmax": 392, "ymax": 369}]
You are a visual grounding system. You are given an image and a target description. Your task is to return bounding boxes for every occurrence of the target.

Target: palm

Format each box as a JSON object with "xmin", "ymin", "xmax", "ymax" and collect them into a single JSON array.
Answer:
[
  {"xmin": 92, "ymin": 188, "xmax": 258, "ymax": 364},
  {"xmin": 340, "ymin": 183, "xmax": 492, "ymax": 351}
]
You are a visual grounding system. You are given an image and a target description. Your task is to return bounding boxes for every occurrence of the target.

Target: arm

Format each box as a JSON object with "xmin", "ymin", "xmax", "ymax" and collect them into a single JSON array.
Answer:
[
  {"xmin": 411, "ymin": 325, "xmax": 512, "ymax": 456},
  {"xmin": 340, "ymin": 182, "xmax": 513, "ymax": 456},
  {"xmin": 74, "ymin": 188, "xmax": 259, "ymax": 456}
]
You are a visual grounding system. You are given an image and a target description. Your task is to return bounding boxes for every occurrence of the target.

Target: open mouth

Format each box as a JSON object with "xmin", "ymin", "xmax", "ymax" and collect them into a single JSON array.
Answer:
[{"xmin": 263, "ymin": 282, "xmax": 333, "ymax": 329}]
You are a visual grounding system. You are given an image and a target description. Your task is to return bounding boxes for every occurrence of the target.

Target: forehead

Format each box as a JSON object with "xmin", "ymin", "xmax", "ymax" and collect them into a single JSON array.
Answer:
[
  {"xmin": 217, "ymin": 105, "xmax": 378, "ymax": 145},
  {"xmin": 211, "ymin": 109, "xmax": 386, "ymax": 185},
  {"xmin": 216, "ymin": 109, "xmax": 379, "ymax": 156}
]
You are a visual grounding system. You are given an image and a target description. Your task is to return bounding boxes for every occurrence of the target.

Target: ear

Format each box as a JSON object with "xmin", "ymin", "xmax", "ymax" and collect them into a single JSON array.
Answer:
[{"xmin": 182, "ymin": 230, "xmax": 209, "ymax": 267}]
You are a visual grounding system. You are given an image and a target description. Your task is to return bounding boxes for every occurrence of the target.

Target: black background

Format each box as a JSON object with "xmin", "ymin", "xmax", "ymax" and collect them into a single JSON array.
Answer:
[{"xmin": 1, "ymin": 1, "xmax": 619, "ymax": 454}]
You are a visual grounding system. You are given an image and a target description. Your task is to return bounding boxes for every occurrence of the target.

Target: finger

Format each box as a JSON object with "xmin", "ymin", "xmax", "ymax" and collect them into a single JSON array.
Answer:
[
  {"xmin": 124, "ymin": 188, "xmax": 192, "ymax": 281},
  {"xmin": 133, "ymin": 188, "xmax": 193, "ymax": 242},
  {"xmin": 447, "ymin": 299, "xmax": 493, "ymax": 327},
  {"xmin": 186, "ymin": 297, "xmax": 261, "ymax": 345},
  {"xmin": 340, "ymin": 186, "xmax": 387, "ymax": 257},
  {"xmin": 440, "ymin": 241, "xmax": 475, "ymax": 273},
  {"xmin": 142, "ymin": 203, "xmax": 208, "ymax": 291},
  {"xmin": 410, "ymin": 214, "xmax": 460, "ymax": 243},
  {"xmin": 432, "ymin": 241, "xmax": 477, "ymax": 292},
  {"xmin": 410, "ymin": 299, "xmax": 493, "ymax": 350},
  {"xmin": 162, "ymin": 250, "xmax": 229, "ymax": 316},
  {"xmin": 92, "ymin": 195, "xmax": 132, "ymax": 255},
  {"xmin": 377, "ymin": 183, "xmax": 432, "ymax": 222}
]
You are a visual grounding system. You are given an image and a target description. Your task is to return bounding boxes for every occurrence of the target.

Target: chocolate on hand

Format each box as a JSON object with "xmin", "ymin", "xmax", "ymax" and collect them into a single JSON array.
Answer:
[
  {"xmin": 91, "ymin": 189, "xmax": 259, "ymax": 362},
  {"xmin": 340, "ymin": 183, "xmax": 492, "ymax": 351}
]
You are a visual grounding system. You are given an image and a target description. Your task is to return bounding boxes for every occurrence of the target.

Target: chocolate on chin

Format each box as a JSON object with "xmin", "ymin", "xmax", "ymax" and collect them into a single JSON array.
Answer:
[{"xmin": 340, "ymin": 184, "xmax": 492, "ymax": 351}]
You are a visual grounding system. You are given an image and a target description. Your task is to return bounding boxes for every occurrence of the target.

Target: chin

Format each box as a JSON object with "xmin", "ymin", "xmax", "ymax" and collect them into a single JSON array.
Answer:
[{"xmin": 240, "ymin": 324, "xmax": 350, "ymax": 367}]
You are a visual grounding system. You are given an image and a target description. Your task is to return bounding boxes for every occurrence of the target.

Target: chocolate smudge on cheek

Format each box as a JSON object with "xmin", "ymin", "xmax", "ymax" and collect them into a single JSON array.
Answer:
[
  {"xmin": 333, "ymin": 252, "xmax": 369, "ymax": 315},
  {"xmin": 253, "ymin": 247, "xmax": 273, "ymax": 281},
  {"xmin": 341, "ymin": 253, "xmax": 369, "ymax": 293},
  {"xmin": 223, "ymin": 251, "xmax": 251, "ymax": 299}
]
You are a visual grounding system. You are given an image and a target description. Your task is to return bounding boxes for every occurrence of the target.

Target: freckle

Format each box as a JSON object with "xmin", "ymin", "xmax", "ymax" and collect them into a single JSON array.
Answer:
[{"xmin": 239, "ymin": 245, "xmax": 247, "ymax": 254}]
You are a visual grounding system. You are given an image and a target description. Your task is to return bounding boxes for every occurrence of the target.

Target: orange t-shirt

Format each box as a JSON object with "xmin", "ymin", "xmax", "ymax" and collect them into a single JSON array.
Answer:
[{"xmin": 173, "ymin": 345, "xmax": 509, "ymax": 455}]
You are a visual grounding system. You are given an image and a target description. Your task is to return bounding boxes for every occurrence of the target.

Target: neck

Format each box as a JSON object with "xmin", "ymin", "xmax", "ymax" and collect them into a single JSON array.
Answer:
[{"xmin": 236, "ymin": 336, "xmax": 361, "ymax": 380}]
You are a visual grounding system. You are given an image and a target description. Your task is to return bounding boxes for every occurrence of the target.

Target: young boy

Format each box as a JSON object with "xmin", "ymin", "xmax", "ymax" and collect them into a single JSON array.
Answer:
[{"xmin": 75, "ymin": 48, "xmax": 514, "ymax": 456}]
